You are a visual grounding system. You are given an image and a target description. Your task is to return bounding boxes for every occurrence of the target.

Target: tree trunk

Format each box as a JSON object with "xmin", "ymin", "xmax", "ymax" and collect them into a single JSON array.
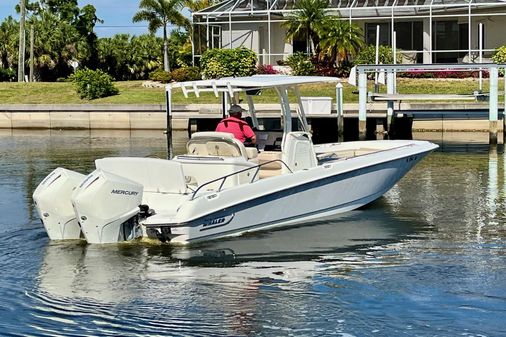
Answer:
[
  {"xmin": 163, "ymin": 24, "xmax": 170, "ymax": 72},
  {"xmin": 306, "ymin": 25, "xmax": 311, "ymax": 55},
  {"xmin": 18, "ymin": 0, "xmax": 26, "ymax": 82}
]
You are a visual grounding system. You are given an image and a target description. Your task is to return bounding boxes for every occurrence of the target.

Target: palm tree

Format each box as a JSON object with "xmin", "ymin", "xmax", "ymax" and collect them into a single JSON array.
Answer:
[
  {"xmin": 184, "ymin": 0, "xmax": 213, "ymax": 13},
  {"xmin": 133, "ymin": 0, "xmax": 189, "ymax": 72},
  {"xmin": 317, "ymin": 17, "xmax": 364, "ymax": 66},
  {"xmin": 283, "ymin": 0, "xmax": 328, "ymax": 55},
  {"xmin": 0, "ymin": 16, "xmax": 19, "ymax": 69}
]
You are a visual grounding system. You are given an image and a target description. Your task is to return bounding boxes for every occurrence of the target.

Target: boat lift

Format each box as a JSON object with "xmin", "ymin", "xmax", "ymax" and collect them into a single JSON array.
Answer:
[{"xmin": 355, "ymin": 63, "xmax": 506, "ymax": 144}]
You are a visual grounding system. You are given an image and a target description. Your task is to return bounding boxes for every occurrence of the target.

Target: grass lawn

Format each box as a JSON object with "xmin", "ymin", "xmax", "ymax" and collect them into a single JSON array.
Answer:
[{"xmin": 0, "ymin": 78, "xmax": 503, "ymax": 105}]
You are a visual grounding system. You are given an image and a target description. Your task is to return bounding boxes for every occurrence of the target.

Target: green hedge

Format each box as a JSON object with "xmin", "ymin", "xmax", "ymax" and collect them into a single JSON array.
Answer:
[
  {"xmin": 0, "ymin": 68, "xmax": 16, "ymax": 82},
  {"xmin": 286, "ymin": 53, "xmax": 316, "ymax": 76},
  {"xmin": 72, "ymin": 68, "xmax": 119, "ymax": 100},
  {"xmin": 170, "ymin": 67, "xmax": 201, "ymax": 82},
  {"xmin": 200, "ymin": 48, "xmax": 257, "ymax": 79},
  {"xmin": 149, "ymin": 69, "xmax": 172, "ymax": 83},
  {"xmin": 355, "ymin": 45, "xmax": 394, "ymax": 65},
  {"xmin": 492, "ymin": 45, "xmax": 506, "ymax": 75}
]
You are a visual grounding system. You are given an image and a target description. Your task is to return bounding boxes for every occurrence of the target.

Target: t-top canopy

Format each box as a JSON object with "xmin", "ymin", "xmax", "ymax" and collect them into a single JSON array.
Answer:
[{"xmin": 167, "ymin": 75, "xmax": 341, "ymax": 98}]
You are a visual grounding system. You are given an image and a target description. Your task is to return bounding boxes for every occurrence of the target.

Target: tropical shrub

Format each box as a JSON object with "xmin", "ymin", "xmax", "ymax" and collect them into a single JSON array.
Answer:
[
  {"xmin": 28, "ymin": 12, "xmax": 82, "ymax": 81},
  {"xmin": 316, "ymin": 18, "xmax": 364, "ymax": 66},
  {"xmin": 149, "ymin": 69, "xmax": 172, "ymax": 83},
  {"xmin": 307, "ymin": 57, "xmax": 353, "ymax": 77},
  {"xmin": 128, "ymin": 34, "xmax": 164, "ymax": 78},
  {"xmin": 312, "ymin": 56, "xmax": 338, "ymax": 77},
  {"xmin": 257, "ymin": 64, "xmax": 279, "ymax": 74},
  {"xmin": 492, "ymin": 45, "xmax": 506, "ymax": 75},
  {"xmin": 0, "ymin": 17, "xmax": 19, "ymax": 71},
  {"xmin": 200, "ymin": 48, "xmax": 257, "ymax": 79},
  {"xmin": 354, "ymin": 45, "xmax": 394, "ymax": 65},
  {"xmin": 169, "ymin": 31, "xmax": 193, "ymax": 68},
  {"xmin": 170, "ymin": 66, "xmax": 201, "ymax": 82},
  {"xmin": 98, "ymin": 34, "xmax": 163, "ymax": 81},
  {"xmin": 335, "ymin": 60, "xmax": 354, "ymax": 77},
  {"xmin": 132, "ymin": 0, "xmax": 189, "ymax": 72},
  {"xmin": 0, "ymin": 67, "xmax": 15, "ymax": 82},
  {"xmin": 282, "ymin": 0, "xmax": 327, "ymax": 55},
  {"xmin": 398, "ymin": 70, "xmax": 435, "ymax": 79},
  {"xmin": 72, "ymin": 68, "xmax": 119, "ymax": 100},
  {"xmin": 97, "ymin": 34, "xmax": 132, "ymax": 80},
  {"xmin": 399, "ymin": 70, "xmax": 489, "ymax": 79},
  {"xmin": 286, "ymin": 52, "xmax": 316, "ymax": 76}
]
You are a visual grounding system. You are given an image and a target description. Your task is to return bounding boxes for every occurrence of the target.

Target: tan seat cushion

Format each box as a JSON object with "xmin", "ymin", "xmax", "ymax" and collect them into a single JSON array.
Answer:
[
  {"xmin": 206, "ymin": 141, "xmax": 242, "ymax": 157},
  {"xmin": 258, "ymin": 151, "xmax": 283, "ymax": 178},
  {"xmin": 245, "ymin": 147, "xmax": 258, "ymax": 159}
]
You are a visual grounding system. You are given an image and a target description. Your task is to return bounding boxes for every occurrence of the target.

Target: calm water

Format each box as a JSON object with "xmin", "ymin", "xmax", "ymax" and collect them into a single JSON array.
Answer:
[{"xmin": 0, "ymin": 129, "xmax": 505, "ymax": 336}]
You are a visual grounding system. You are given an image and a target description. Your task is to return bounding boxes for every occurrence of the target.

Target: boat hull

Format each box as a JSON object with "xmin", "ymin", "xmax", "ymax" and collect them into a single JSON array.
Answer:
[{"xmin": 146, "ymin": 146, "xmax": 430, "ymax": 244}]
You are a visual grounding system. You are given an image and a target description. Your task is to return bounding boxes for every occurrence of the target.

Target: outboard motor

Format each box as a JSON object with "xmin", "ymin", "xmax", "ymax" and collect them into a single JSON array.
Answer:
[
  {"xmin": 33, "ymin": 168, "xmax": 85, "ymax": 240},
  {"xmin": 71, "ymin": 169, "xmax": 144, "ymax": 244}
]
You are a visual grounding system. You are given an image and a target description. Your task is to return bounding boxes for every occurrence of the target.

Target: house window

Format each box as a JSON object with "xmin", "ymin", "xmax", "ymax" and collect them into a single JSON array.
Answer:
[
  {"xmin": 208, "ymin": 26, "xmax": 221, "ymax": 49},
  {"xmin": 432, "ymin": 21, "xmax": 464, "ymax": 63},
  {"xmin": 365, "ymin": 23, "xmax": 390, "ymax": 46},
  {"xmin": 293, "ymin": 37, "xmax": 308, "ymax": 53},
  {"xmin": 394, "ymin": 21, "xmax": 423, "ymax": 63}
]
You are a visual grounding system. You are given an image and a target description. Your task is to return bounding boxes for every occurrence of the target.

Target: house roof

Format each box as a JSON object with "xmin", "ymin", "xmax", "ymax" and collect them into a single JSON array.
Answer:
[{"xmin": 194, "ymin": 0, "xmax": 506, "ymax": 19}]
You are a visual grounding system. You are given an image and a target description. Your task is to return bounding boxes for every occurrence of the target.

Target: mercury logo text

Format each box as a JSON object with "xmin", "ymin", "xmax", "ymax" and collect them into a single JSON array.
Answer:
[{"xmin": 111, "ymin": 189, "xmax": 139, "ymax": 196}]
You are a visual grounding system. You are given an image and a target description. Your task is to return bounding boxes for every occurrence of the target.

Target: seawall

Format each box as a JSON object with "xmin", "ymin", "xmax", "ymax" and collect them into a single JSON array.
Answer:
[{"xmin": 0, "ymin": 103, "xmax": 503, "ymax": 132}]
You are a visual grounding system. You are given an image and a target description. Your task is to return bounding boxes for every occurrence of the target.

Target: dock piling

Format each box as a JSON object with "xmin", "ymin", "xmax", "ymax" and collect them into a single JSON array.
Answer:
[
  {"xmin": 489, "ymin": 66, "xmax": 499, "ymax": 145},
  {"xmin": 358, "ymin": 69, "xmax": 367, "ymax": 140},
  {"xmin": 504, "ymin": 74, "xmax": 506, "ymax": 142},
  {"xmin": 165, "ymin": 86, "xmax": 173, "ymax": 159},
  {"xmin": 386, "ymin": 70, "xmax": 395, "ymax": 133}
]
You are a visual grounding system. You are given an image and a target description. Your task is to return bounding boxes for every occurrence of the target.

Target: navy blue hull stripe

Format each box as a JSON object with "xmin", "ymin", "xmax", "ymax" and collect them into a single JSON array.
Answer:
[{"xmin": 183, "ymin": 155, "xmax": 422, "ymax": 242}]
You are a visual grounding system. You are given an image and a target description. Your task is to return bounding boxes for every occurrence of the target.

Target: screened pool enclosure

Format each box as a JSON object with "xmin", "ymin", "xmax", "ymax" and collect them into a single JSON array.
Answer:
[{"xmin": 191, "ymin": 0, "xmax": 506, "ymax": 65}]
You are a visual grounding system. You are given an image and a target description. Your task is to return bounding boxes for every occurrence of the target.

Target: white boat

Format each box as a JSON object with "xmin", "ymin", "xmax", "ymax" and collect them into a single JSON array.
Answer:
[{"xmin": 33, "ymin": 75, "xmax": 438, "ymax": 245}]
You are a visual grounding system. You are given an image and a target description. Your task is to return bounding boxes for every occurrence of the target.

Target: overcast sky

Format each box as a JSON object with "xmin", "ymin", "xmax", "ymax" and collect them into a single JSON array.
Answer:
[{"xmin": 0, "ymin": 0, "xmax": 187, "ymax": 37}]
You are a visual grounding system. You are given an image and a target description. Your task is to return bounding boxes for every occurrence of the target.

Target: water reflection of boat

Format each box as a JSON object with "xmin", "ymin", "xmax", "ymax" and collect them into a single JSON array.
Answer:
[
  {"xmin": 37, "ymin": 243, "xmax": 148, "ymax": 303},
  {"xmin": 36, "ymin": 199, "xmax": 421, "ymax": 303},
  {"xmin": 174, "ymin": 201, "xmax": 421, "ymax": 264},
  {"xmin": 36, "ymin": 241, "xmax": 319, "ymax": 304}
]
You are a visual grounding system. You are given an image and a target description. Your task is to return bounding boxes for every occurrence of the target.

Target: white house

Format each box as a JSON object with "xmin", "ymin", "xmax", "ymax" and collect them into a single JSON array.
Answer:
[{"xmin": 192, "ymin": 0, "xmax": 506, "ymax": 65}]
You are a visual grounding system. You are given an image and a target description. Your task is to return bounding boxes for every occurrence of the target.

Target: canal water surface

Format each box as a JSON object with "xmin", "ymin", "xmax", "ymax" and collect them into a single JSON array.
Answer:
[{"xmin": 0, "ymin": 130, "xmax": 505, "ymax": 336}]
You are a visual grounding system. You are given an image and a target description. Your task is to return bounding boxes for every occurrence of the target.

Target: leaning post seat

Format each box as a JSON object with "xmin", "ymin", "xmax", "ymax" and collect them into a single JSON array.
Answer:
[{"xmin": 187, "ymin": 131, "xmax": 258, "ymax": 160}]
